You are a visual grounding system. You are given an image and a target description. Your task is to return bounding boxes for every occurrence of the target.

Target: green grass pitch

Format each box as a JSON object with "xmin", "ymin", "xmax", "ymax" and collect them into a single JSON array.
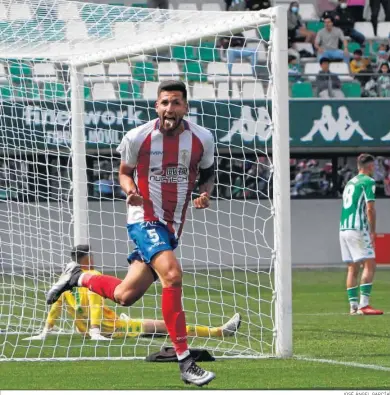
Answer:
[{"xmin": 1, "ymin": 268, "xmax": 390, "ymax": 389}]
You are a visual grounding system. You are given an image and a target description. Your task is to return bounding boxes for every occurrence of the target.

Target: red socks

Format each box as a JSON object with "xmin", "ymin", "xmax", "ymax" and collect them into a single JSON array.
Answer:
[
  {"xmin": 81, "ymin": 274, "xmax": 121, "ymax": 302},
  {"xmin": 162, "ymin": 287, "xmax": 189, "ymax": 356}
]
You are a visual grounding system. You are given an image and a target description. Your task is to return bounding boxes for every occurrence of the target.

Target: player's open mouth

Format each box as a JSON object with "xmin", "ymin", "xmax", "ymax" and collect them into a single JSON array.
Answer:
[{"xmin": 163, "ymin": 117, "xmax": 176, "ymax": 128}]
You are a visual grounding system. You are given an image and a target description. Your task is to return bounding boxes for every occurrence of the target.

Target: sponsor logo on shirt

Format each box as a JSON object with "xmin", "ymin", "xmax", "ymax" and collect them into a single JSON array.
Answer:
[{"xmin": 150, "ymin": 166, "xmax": 189, "ymax": 183}]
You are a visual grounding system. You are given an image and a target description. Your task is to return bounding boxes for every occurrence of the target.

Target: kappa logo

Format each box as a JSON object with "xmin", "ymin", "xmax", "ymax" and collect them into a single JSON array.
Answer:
[
  {"xmin": 220, "ymin": 106, "xmax": 272, "ymax": 143},
  {"xmin": 381, "ymin": 131, "xmax": 390, "ymax": 141},
  {"xmin": 301, "ymin": 105, "xmax": 374, "ymax": 142}
]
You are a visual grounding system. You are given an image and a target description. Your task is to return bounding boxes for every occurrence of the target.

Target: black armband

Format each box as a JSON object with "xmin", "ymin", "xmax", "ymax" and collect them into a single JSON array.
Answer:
[{"xmin": 198, "ymin": 163, "xmax": 215, "ymax": 186}]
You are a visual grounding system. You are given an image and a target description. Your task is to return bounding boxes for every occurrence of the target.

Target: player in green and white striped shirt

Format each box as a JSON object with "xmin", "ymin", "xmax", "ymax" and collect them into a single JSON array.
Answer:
[{"xmin": 340, "ymin": 154, "xmax": 383, "ymax": 316}]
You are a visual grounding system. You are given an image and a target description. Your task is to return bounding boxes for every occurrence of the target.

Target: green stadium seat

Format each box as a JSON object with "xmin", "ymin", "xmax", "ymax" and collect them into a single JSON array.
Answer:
[
  {"xmin": 119, "ymin": 82, "xmax": 141, "ymax": 99},
  {"xmin": 183, "ymin": 61, "xmax": 206, "ymax": 82},
  {"xmin": 371, "ymin": 41, "xmax": 380, "ymax": 53},
  {"xmin": 87, "ymin": 20, "xmax": 113, "ymax": 38},
  {"xmin": 172, "ymin": 46, "xmax": 197, "ymax": 61},
  {"xmin": 9, "ymin": 61, "xmax": 33, "ymax": 84},
  {"xmin": 132, "ymin": 3, "xmax": 148, "ymax": 7},
  {"xmin": 44, "ymin": 20, "xmax": 66, "ymax": 41},
  {"xmin": 342, "ymin": 82, "xmax": 361, "ymax": 97},
  {"xmin": 0, "ymin": 85, "xmax": 13, "ymax": 100},
  {"xmin": 84, "ymin": 86, "xmax": 91, "ymax": 100},
  {"xmin": 44, "ymin": 82, "xmax": 67, "ymax": 99},
  {"xmin": 0, "ymin": 22, "xmax": 13, "ymax": 43},
  {"xmin": 348, "ymin": 42, "xmax": 361, "ymax": 53},
  {"xmin": 258, "ymin": 25, "xmax": 270, "ymax": 41},
  {"xmin": 306, "ymin": 21, "xmax": 324, "ymax": 33},
  {"xmin": 197, "ymin": 41, "xmax": 220, "ymax": 62},
  {"xmin": 291, "ymin": 81, "xmax": 313, "ymax": 98},
  {"xmin": 133, "ymin": 62, "xmax": 156, "ymax": 81},
  {"xmin": 16, "ymin": 83, "xmax": 40, "ymax": 99},
  {"xmin": 80, "ymin": 4, "xmax": 106, "ymax": 22},
  {"xmin": 12, "ymin": 20, "xmax": 40, "ymax": 41}
]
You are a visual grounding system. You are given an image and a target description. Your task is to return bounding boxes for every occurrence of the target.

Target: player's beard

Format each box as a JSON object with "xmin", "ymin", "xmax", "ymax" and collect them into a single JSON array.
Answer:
[{"xmin": 160, "ymin": 115, "xmax": 183, "ymax": 136}]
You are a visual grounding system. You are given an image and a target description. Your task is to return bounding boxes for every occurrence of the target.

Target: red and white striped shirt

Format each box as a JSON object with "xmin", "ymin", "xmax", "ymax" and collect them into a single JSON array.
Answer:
[{"xmin": 117, "ymin": 119, "xmax": 214, "ymax": 237}]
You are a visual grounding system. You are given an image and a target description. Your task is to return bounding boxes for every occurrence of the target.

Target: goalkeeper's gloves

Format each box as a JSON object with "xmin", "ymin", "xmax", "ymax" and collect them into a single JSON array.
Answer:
[
  {"xmin": 89, "ymin": 327, "xmax": 111, "ymax": 341},
  {"xmin": 22, "ymin": 327, "xmax": 52, "ymax": 341}
]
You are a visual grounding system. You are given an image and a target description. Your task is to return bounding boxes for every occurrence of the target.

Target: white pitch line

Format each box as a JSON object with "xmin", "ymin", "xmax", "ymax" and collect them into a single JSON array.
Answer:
[
  {"xmin": 294, "ymin": 312, "xmax": 349, "ymax": 316},
  {"xmin": 296, "ymin": 355, "xmax": 390, "ymax": 372}
]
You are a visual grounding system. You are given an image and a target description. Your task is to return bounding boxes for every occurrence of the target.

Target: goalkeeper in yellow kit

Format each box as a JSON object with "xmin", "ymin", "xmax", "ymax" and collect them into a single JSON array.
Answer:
[{"xmin": 24, "ymin": 245, "xmax": 240, "ymax": 341}]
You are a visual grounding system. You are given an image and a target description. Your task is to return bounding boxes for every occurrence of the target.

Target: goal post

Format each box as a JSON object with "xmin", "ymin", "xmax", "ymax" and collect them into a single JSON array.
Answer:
[
  {"xmin": 0, "ymin": 0, "xmax": 291, "ymax": 361},
  {"xmin": 268, "ymin": 6, "xmax": 292, "ymax": 358}
]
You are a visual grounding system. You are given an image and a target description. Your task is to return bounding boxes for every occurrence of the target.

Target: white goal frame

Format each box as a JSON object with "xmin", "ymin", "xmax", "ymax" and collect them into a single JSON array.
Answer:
[{"xmin": 2, "ymin": 5, "xmax": 292, "ymax": 359}]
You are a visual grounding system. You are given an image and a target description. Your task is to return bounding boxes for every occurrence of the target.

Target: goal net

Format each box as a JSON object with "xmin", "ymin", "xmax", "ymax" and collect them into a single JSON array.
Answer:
[{"xmin": 0, "ymin": 0, "xmax": 291, "ymax": 361}]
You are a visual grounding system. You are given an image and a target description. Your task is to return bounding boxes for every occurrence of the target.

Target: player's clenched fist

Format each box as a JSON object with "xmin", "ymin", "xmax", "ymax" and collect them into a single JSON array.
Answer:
[
  {"xmin": 126, "ymin": 192, "xmax": 143, "ymax": 206},
  {"xmin": 193, "ymin": 192, "xmax": 210, "ymax": 209}
]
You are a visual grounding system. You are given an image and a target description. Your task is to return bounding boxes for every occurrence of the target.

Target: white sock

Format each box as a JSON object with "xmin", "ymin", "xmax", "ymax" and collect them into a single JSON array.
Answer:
[
  {"xmin": 77, "ymin": 272, "xmax": 86, "ymax": 287},
  {"xmin": 359, "ymin": 295, "xmax": 369, "ymax": 308},
  {"xmin": 350, "ymin": 301, "xmax": 358, "ymax": 310},
  {"xmin": 177, "ymin": 349, "xmax": 190, "ymax": 361}
]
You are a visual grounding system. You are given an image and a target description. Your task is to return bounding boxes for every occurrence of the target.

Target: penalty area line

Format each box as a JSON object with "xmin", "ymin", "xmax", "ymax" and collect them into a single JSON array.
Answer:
[{"xmin": 295, "ymin": 355, "xmax": 390, "ymax": 372}]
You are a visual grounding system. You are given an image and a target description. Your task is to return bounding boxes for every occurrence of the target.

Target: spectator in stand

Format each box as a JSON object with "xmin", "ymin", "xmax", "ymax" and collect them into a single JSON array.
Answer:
[
  {"xmin": 377, "ymin": 62, "xmax": 390, "ymax": 97},
  {"xmin": 330, "ymin": 0, "xmax": 365, "ymax": 45},
  {"xmin": 315, "ymin": 17, "xmax": 350, "ymax": 63},
  {"xmin": 288, "ymin": 2, "xmax": 316, "ymax": 45},
  {"xmin": 347, "ymin": 0, "xmax": 365, "ymax": 21},
  {"xmin": 147, "ymin": 0, "xmax": 169, "ymax": 8},
  {"xmin": 288, "ymin": 54, "xmax": 303, "ymax": 82},
  {"xmin": 219, "ymin": 33, "xmax": 258, "ymax": 76},
  {"xmin": 350, "ymin": 49, "xmax": 372, "ymax": 84},
  {"xmin": 316, "ymin": 57, "xmax": 345, "ymax": 97},
  {"xmin": 375, "ymin": 43, "xmax": 390, "ymax": 69},
  {"xmin": 370, "ymin": 0, "xmax": 390, "ymax": 36}
]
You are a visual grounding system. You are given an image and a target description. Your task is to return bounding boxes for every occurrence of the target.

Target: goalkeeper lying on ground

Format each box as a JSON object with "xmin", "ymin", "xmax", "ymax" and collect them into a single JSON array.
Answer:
[{"xmin": 24, "ymin": 246, "xmax": 240, "ymax": 341}]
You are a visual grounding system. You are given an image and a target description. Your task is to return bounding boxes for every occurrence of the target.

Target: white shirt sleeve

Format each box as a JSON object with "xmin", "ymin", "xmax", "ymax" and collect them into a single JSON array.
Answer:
[
  {"xmin": 199, "ymin": 132, "xmax": 215, "ymax": 169},
  {"xmin": 116, "ymin": 133, "xmax": 137, "ymax": 167}
]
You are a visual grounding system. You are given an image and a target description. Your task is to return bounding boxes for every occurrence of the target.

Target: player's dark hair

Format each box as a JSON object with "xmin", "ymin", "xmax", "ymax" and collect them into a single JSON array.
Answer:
[
  {"xmin": 71, "ymin": 244, "xmax": 90, "ymax": 263},
  {"xmin": 157, "ymin": 80, "xmax": 187, "ymax": 100},
  {"xmin": 357, "ymin": 153, "xmax": 375, "ymax": 168}
]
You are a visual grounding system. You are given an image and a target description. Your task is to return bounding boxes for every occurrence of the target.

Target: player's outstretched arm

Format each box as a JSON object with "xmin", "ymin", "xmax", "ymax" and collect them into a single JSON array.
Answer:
[
  {"xmin": 22, "ymin": 297, "xmax": 63, "ymax": 340},
  {"xmin": 119, "ymin": 162, "xmax": 143, "ymax": 206}
]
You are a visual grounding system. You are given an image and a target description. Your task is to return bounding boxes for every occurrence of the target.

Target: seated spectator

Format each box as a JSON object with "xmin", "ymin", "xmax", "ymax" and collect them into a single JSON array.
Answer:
[
  {"xmin": 377, "ymin": 62, "xmax": 390, "ymax": 97},
  {"xmin": 288, "ymin": 2, "xmax": 316, "ymax": 45},
  {"xmin": 316, "ymin": 57, "xmax": 345, "ymax": 97},
  {"xmin": 363, "ymin": 62, "xmax": 390, "ymax": 97},
  {"xmin": 350, "ymin": 49, "xmax": 372, "ymax": 84},
  {"xmin": 315, "ymin": 17, "xmax": 350, "ymax": 63},
  {"xmin": 288, "ymin": 54, "xmax": 303, "ymax": 82},
  {"xmin": 219, "ymin": 33, "xmax": 257, "ymax": 76},
  {"xmin": 330, "ymin": 0, "xmax": 365, "ymax": 45},
  {"xmin": 375, "ymin": 43, "xmax": 390, "ymax": 69}
]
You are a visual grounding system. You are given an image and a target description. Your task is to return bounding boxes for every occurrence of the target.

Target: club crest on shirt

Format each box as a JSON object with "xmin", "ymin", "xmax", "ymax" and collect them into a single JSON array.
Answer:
[{"xmin": 180, "ymin": 149, "xmax": 190, "ymax": 167}]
